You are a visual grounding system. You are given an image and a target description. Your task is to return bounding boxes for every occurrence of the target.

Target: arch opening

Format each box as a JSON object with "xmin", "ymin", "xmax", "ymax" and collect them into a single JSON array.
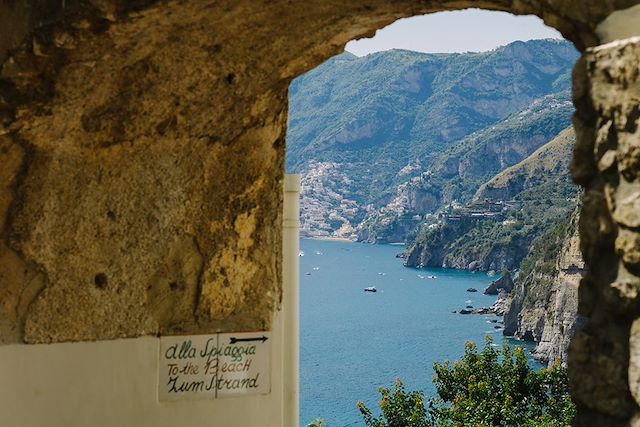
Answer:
[{"xmin": 286, "ymin": 8, "xmax": 594, "ymax": 427}]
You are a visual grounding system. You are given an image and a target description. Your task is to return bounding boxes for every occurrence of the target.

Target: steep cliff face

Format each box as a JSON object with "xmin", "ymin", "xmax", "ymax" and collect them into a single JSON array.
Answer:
[
  {"xmin": 403, "ymin": 220, "xmax": 466, "ymax": 268},
  {"xmin": 355, "ymin": 93, "xmax": 574, "ymax": 242},
  {"xmin": 532, "ymin": 222, "xmax": 586, "ymax": 365},
  {"xmin": 503, "ymin": 208, "xmax": 585, "ymax": 365},
  {"xmin": 484, "ymin": 272, "xmax": 514, "ymax": 295}
]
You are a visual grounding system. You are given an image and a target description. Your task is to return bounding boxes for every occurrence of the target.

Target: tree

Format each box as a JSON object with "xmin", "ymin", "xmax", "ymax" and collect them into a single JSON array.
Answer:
[
  {"xmin": 357, "ymin": 337, "xmax": 575, "ymax": 427},
  {"xmin": 357, "ymin": 378, "xmax": 431, "ymax": 427}
]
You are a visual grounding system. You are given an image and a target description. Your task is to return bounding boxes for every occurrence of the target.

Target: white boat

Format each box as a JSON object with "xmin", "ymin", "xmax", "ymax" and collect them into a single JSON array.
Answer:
[
  {"xmin": 299, "ymin": 251, "xmax": 305, "ymax": 257},
  {"xmin": 364, "ymin": 286, "xmax": 377, "ymax": 293}
]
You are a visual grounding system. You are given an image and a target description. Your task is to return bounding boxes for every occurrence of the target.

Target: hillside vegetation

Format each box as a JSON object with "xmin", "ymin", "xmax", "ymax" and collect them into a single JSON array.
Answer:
[
  {"xmin": 403, "ymin": 127, "xmax": 578, "ymax": 272},
  {"xmin": 287, "ymin": 39, "xmax": 579, "ymax": 241}
]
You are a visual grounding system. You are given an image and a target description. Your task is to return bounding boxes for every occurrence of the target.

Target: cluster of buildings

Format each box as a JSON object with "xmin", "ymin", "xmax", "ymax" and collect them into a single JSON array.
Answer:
[
  {"xmin": 441, "ymin": 199, "xmax": 522, "ymax": 223},
  {"xmin": 298, "ymin": 161, "xmax": 360, "ymax": 238}
]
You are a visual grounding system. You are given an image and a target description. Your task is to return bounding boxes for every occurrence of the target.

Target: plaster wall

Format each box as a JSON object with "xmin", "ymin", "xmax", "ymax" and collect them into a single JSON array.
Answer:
[{"xmin": 0, "ymin": 333, "xmax": 284, "ymax": 427}]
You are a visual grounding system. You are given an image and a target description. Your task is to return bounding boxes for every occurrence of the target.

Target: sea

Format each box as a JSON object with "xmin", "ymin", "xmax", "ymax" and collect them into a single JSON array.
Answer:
[{"xmin": 299, "ymin": 238, "xmax": 540, "ymax": 427}]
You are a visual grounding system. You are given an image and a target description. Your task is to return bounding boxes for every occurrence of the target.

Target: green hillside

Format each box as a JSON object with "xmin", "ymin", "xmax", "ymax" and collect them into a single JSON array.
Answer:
[
  {"xmin": 287, "ymin": 39, "xmax": 578, "ymax": 240},
  {"xmin": 404, "ymin": 127, "xmax": 578, "ymax": 271},
  {"xmin": 356, "ymin": 93, "xmax": 573, "ymax": 243},
  {"xmin": 474, "ymin": 127, "xmax": 576, "ymax": 200}
]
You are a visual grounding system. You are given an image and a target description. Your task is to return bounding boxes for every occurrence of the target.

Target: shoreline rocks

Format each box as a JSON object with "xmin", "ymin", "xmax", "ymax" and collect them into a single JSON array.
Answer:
[
  {"xmin": 484, "ymin": 272, "xmax": 514, "ymax": 295},
  {"xmin": 458, "ymin": 306, "xmax": 495, "ymax": 315},
  {"xmin": 457, "ymin": 289, "xmax": 511, "ymax": 317}
]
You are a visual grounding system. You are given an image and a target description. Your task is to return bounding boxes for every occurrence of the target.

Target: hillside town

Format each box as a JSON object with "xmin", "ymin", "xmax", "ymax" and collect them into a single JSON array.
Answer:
[{"xmin": 299, "ymin": 161, "xmax": 361, "ymax": 239}]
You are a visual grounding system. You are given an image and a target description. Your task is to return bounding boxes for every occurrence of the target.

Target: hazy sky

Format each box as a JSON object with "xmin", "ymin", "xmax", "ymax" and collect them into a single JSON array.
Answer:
[{"xmin": 345, "ymin": 9, "xmax": 563, "ymax": 56}]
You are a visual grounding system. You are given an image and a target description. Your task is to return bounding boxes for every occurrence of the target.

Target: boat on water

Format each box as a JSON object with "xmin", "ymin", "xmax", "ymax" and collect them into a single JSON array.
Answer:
[
  {"xmin": 364, "ymin": 286, "xmax": 377, "ymax": 293},
  {"xmin": 299, "ymin": 251, "xmax": 305, "ymax": 257}
]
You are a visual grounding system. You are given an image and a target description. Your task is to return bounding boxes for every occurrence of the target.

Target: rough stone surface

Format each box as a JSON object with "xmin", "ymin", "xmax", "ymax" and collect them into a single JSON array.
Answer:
[
  {"xmin": 1, "ymin": 1, "xmax": 640, "ymax": 424},
  {"xmin": 0, "ymin": 135, "xmax": 46, "ymax": 343},
  {"xmin": 1, "ymin": 1, "xmax": 289, "ymax": 342},
  {"xmin": 630, "ymin": 318, "xmax": 640, "ymax": 407},
  {"xmin": 569, "ymin": 37, "xmax": 640, "ymax": 426}
]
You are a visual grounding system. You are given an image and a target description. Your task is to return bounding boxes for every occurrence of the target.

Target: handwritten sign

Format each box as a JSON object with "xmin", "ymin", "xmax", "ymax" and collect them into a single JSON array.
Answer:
[{"xmin": 158, "ymin": 332, "xmax": 271, "ymax": 401}]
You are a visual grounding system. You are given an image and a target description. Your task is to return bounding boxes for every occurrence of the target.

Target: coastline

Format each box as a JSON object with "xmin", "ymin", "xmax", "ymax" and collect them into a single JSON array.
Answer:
[{"xmin": 303, "ymin": 235, "xmax": 356, "ymax": 243}]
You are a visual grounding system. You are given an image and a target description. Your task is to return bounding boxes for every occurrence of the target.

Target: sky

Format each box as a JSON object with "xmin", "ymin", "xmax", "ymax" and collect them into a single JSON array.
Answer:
[{"xmin": 345, "ymin": 9, "xmax": 563, "ymax": 56}]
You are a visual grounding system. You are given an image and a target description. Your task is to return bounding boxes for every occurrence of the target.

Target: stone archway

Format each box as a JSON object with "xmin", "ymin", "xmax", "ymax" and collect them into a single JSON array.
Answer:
[{"xmin": 1, "ymin": 1, "xmax": 640, "ymax": 426}]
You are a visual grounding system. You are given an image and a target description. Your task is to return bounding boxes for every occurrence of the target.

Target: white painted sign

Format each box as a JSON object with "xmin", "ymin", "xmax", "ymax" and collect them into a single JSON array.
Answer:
[{"xmin": 158, "ymin": 332, "xmax": 271, "ymax": 401}]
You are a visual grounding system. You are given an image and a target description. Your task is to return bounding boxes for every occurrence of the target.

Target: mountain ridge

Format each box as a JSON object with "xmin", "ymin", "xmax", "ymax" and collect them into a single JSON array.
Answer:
[{"xmin": 287, "ymin": 39, "xmax": 578, "ymax": 241}]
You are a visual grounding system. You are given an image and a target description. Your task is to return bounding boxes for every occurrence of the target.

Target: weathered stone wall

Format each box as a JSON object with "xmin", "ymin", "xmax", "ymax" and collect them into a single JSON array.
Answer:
[
  {"xmin": 1, "ymin": 1, "xmax": 291, "ymax": 343},
  {"xmin": 1, "ymin": 0, "xmax": 640, "ymax": 424},
  {"xmin": 569, "ymin": 36, "xmax": 640, "ymax": 426}
]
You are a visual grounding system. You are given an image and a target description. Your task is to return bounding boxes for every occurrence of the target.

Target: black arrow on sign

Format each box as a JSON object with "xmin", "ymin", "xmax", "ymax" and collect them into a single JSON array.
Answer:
[{"xmin": 229, "ymin": 335, "xmax": 268, "ymax": 344}]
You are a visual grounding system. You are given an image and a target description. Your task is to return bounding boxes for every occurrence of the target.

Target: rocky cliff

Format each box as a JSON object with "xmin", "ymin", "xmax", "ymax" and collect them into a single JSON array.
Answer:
[
  {"xmin": 503, "ymin": 207, "xmax": 585, "ymax": 365},
  {"xmin": 484, "ymin": 272, "xmax": 514, "ymax": 295},
  {"xmin": 404, "ymin": 127, "xmax": 578, "ymax": 272},
  {"xmin": 356, "ymin": 173, "xmax": 438, "ymax": 243},
  {"xmin": 403, "ymin": 217, "xmax": 533, "ymax": 271}
]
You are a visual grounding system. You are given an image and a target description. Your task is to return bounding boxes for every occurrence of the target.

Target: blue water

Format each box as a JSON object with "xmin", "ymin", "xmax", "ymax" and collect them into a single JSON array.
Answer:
[{"xmin": 299, "ymin": 239, "xmax": 539, "ymax": 427}]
